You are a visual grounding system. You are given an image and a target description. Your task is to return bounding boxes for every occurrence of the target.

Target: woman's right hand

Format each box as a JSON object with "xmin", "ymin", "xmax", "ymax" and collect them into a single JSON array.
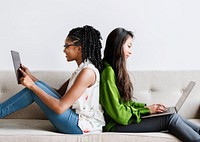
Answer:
[
  {"xmin": 146, "ymin": 104, "xmax": 166, "ymax": 114},
  {"xmin": 20, "ymin": 64, "xmax": 31, "ymax": 76},
  {"xmin": 20, "ymin": 64, "xmax": 38, "ymax": 82}
]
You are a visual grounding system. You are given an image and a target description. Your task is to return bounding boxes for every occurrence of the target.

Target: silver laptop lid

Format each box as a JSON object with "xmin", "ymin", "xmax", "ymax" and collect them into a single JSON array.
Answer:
[{"xmin": 175, "ymin": 81, "xmax": 196, "ymax": 111}]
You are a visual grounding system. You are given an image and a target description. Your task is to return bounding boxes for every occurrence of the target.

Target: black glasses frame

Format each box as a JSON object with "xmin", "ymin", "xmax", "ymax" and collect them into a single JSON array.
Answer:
[{"xmin": 63, "ymin": 42, "xmax": 80, "ymax": 48}]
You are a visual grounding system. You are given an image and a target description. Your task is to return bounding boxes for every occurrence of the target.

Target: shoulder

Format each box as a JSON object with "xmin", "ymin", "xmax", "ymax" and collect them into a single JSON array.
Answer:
[
  {"xmin": 74, "ymin": 68, "xmax": 96, "ymax": 88},
  {"xmin": 83, "ymin": 61, "xmax": 99, "ymax": 80},
  {"xmin": 79, "ymin": 66, "xmax": 96, "ymax": 80},
  {"xmin": 102, "ymin": 62, "xmax": 115, "ymax": 75},
  {"xmin": 101, "ymin": 62, "xmax": 115, "ymax": 80},
  {"xmin": 81, "ymin": 61, "xmax": 99, "ymax": 73},
  {"xmin": 78, "ymin": 61, "xmax": 99, "ymax": 85}
]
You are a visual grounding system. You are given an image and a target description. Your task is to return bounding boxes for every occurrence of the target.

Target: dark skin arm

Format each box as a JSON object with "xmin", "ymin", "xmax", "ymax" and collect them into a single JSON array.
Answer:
[{"xmin": 21, "ymin": 64, "xmax": 69, "ymax": 97}]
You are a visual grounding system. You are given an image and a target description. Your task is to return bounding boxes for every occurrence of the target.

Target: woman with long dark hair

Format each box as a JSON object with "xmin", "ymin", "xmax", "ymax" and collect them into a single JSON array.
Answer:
[{"xmin": 100, "ymin": 27, "xmax": 200, "ymax": 142}]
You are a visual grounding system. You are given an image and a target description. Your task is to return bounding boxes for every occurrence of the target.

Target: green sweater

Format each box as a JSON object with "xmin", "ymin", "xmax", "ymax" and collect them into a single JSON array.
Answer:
[{"xmin": 100, "ymin": 62, "xmax": 150, "ymax": 132}]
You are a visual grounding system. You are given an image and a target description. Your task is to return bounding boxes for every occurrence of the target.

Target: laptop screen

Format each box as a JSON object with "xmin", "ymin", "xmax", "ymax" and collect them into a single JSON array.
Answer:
[{"xmin": 175, "ymin": 81, "xmax": 196, "ymax": 111}]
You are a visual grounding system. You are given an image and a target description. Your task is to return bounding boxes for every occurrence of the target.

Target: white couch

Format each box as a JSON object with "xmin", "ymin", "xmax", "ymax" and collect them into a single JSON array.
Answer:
[{"xmin": 0, "ymin": 71, "xmax": 199, "ymax": 142}]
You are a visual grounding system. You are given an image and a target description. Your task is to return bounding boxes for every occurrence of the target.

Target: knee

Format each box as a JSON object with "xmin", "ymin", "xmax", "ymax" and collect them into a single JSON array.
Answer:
[
  {"xmin": 168, "ymin": 113, "xmax": 180, "ymax": 125},
  {"xmin": 34, "ymin": 81, "xmax": 45, "ymax": 90},
  {"xmin": 34, "ymin": 81, "xmax": 41, "ymax": 86}
]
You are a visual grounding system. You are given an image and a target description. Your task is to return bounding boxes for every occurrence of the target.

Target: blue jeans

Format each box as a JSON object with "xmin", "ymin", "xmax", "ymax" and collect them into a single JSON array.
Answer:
[
  {"xmin": 115, "ymin": 113, "xmax": 200, "ymax": 142},
  {"xmin": 0, "ymin": 80, "xmax": 83, "ymax": 134}
]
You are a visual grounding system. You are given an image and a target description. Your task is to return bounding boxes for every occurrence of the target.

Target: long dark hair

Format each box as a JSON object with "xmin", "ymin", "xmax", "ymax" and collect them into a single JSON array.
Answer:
[
  {"xmin": 103, "ymin": 28, "xmax": 134, "ymax": 102},
  {"xmin": 67, "ymin": 25, "xmax": 102, "ymax": 72}
]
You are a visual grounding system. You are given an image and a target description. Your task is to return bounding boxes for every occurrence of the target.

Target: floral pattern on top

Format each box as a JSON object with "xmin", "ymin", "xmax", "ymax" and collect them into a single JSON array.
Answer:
[{"xmin": 66, "ymin": 60, "xmax": 105, "ymax": 134}]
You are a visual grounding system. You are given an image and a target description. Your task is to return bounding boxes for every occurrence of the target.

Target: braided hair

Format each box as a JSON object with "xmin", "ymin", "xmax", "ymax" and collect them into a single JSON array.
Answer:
[{"xmin": 67, "ymin": 25, "xmax": 102, "ymax": 72}]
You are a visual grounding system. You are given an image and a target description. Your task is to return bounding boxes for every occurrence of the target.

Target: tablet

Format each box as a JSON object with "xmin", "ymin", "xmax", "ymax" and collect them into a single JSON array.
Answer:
[{"xmin": 11, "ymin": 50, "xmax": 23, "ymax": 84}]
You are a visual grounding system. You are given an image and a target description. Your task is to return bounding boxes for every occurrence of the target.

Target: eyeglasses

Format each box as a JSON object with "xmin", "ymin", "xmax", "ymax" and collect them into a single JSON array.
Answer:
[
  {"xmin": 63, "ymin": 42, "xmax": 80, "ymax": 49},
  {"xmin": 63, "ymin": 43, "xmax": 75, "ymax": 48}
]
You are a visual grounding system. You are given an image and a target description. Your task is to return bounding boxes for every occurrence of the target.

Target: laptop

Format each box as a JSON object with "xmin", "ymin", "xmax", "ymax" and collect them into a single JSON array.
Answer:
[
  {"xmin": 11, "ymin": 50, "xmax": 23, "ymax": 84},
  {"xmin": 141, "ymin": 81, "xmax": 196, "ymax": 118}
]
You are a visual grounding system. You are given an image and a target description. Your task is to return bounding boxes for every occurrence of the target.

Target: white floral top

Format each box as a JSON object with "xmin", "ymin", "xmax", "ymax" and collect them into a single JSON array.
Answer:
[{"xmin": 66, "ymin": 60, "xmax": 105, "ymax": 133}]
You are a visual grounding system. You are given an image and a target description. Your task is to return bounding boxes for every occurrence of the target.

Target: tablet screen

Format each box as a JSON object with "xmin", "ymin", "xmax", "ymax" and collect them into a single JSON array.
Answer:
[{"xmin": 11, "ymin": 50, "xmax": 23, "ymax": 84}]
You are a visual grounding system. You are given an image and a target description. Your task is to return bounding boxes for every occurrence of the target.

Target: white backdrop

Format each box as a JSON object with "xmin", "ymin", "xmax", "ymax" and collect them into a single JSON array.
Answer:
[{"xmin": 0, "ymin": 0, "xmax": 200, "ymax": 71}]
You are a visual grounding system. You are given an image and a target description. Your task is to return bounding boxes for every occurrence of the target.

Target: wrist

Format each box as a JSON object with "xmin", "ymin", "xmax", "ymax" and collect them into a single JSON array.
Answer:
[
  {"xmin": 29, "ymin": 83, "xmax": 37, "ymax": 91},
  {"xmin": 145, "ymin": 106, "xmax": 152, "ymax": 114}
]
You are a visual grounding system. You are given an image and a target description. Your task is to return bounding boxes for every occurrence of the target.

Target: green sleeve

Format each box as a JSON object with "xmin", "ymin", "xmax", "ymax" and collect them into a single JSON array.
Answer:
[
  {"xmin": 128, "ymin": 101, "xmax": 150, "ymax": 115},
  {"xmin": 100, "ymin": 65, "xmax": 150, "ymax": 125}
]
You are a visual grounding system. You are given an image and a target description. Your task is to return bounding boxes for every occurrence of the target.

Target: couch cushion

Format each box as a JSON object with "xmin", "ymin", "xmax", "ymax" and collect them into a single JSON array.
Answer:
[{"xmin": 3, "ymin": 119, "xmax": 200, "ymax": 142}]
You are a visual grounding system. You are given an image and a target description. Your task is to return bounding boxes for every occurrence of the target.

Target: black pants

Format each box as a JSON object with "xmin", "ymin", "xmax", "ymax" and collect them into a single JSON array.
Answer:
[{"xmin": 115, "ymin": 114, "xmax": 200, "ymax": 142}]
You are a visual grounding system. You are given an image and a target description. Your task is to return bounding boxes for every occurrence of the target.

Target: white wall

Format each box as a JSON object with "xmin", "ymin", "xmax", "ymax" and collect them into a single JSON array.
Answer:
[{"xmin": 0, "ymin": 0, "xmax": 200, "ymax": 71}]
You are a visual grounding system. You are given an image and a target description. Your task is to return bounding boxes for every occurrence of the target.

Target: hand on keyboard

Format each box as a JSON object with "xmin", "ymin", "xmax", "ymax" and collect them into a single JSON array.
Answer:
[{"xmin": 146, "ymin": 104, "xmax": 167, "ymax": 114}]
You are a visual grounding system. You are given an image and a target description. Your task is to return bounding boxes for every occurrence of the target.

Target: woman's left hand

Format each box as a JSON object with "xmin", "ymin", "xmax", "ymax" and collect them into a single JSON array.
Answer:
[{"xmin": 19, "ymin": 68, "xmax": 35, "ymax": 89}]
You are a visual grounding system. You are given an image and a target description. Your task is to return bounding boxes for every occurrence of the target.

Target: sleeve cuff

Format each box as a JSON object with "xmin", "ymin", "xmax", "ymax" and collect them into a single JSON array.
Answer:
[
  {"xmin": 138, "ymin": 108, "xmax": 151, "ymax": 115},
  {"xmin": 132, "ymin": 102, "xmax": 147, "ymax": 108}
]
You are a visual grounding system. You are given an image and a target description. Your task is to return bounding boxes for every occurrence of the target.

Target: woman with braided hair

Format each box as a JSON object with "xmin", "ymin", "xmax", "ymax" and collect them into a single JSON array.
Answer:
[{"xmin": 0, "ymin": 25, "xmax": 105, "ymax": 134}]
